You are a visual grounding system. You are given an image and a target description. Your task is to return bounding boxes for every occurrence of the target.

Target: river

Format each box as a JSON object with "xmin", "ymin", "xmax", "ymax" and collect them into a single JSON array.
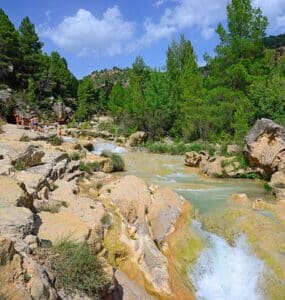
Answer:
[{"xmin": 93, "ymin": 142, "xmax": 274, "ymax": 299}]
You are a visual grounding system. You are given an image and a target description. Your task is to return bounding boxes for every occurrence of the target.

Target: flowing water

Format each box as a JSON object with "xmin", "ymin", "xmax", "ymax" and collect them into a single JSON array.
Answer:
[{"xmin": 92, "ymin": 143, "xmax": 271, "ymax": 299}]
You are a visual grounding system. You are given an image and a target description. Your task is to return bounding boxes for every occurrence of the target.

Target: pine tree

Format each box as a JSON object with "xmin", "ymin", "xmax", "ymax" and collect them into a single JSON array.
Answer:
[
  {"xmin": 27, "ymin": 78, "xmax": 37, "ymax": 104},
  {"xmin": 18, "ymin": 17, "xmax": 43, "ymax": 84},
  {"xmin": 0, "ymin": 9, "xmax": 20, "ymax": 85}
]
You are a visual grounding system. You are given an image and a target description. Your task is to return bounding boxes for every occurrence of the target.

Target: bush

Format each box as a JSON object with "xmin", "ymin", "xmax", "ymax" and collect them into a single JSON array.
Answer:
[
  {"xmin": 145, "ymin": 141, "xmax": 216, "ymax": 156},
  {"xmin": 70, "ymin": 152, "xmax": 81, "ymax": 161},
  {"xmin": 79, "ymin": 161, "xmax": 101, "ymax": 173},
  {"xmin": 14, "ymin": 159, "xmax": 26, "ymax": 171},
  {"xmin": 98, "ymin": 122, "xmax": 123, "ymax": 136},
  {"xmin": 0, "ymin": 293, "xmax": 7, "ymax": 300},
  {"xmin": 19, "ymin": 134, "xmax": 31, "ymax": 142},
  {"xmin": 264, "ymin": 182, "xmax": 273, "ymax": 194},
  {"xmin": 48, "ymin": 135, "xmax": 63, "ymax": 146},
  {"xmin": 100, "ymin": 151, "xmax": 125, "ymax": 172},
  {"xmin": 50, "ymin": 239, "xmax": 109, "ymax": 298}
]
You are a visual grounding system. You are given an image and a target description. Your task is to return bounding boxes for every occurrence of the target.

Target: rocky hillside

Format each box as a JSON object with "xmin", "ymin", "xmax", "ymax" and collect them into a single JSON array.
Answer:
[{"xmin": 90, "ymin": 67, "xmax": 129, "ymax": 89}]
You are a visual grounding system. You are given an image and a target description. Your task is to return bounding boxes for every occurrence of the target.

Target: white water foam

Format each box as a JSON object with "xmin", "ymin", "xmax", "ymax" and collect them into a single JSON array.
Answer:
[
  {"xmin": 189, "ymin": 221, "xmax": 265, "ymax": 300},
  {"xmin": 93, "ymin": 142, "xmax": 126, "ymax": 155}
]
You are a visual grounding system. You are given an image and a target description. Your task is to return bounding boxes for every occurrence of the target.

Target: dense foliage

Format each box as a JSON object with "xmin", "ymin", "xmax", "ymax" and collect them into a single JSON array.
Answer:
[
  {"xmin": 0, "ymin": 9, "xmax": 77, "ymax": 111},
  {"xmin": 1, "ymin": 1, "xmax": 285, "ymax": 144}
]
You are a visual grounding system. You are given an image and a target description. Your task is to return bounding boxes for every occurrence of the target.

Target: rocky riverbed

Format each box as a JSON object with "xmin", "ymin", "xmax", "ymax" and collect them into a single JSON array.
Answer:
[{"xmin": 1, "ymin": 120, "xmax": 285, "ymax": 299}]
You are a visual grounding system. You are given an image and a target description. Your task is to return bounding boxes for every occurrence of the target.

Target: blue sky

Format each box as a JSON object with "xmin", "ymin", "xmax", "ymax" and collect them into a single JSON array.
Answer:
[{"xmin": 1, "ymin": 0, "xmax": 285, "ymax": 78}]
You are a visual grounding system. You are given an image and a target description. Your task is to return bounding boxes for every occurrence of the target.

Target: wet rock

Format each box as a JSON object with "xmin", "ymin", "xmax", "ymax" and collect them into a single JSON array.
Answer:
[
  {"xmin": 270, "ymin": 171, "xmax": 285, "ymax": 200},
  {"xmin": 126, "ymin": 131, "xmax": 147, "ymax": 147},
  {"xmin": 149, "ymin": 187, "xmax": 182, "ymax": 246},
  {"xmin": 185, "ymin": 151, "xmax": 209, "ymax": 168},
  {"xmin": 114, "ymin": 270, "xmax": 155, "ymax": 300}
]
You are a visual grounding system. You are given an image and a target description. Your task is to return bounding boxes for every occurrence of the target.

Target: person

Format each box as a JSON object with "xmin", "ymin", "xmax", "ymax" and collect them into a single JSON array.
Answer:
[{"xmin": 57, "ymin": 124, "xmax": 62, "ymax": 138}]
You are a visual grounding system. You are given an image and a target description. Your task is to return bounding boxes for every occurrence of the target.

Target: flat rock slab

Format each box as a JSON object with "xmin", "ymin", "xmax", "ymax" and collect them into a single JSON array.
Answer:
[
  {"xmin": 38, "ymin": 211, "xmax": 89, "ymax": 244},
  {"xmin": 0, "ymin": 176, "xmax": 27, "ymax": 208}
]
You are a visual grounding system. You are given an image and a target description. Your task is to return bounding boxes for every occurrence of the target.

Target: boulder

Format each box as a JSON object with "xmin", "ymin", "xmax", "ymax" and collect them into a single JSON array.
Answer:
[
  {"xmin": 244, "ymin": 118, "xmax": 285, "ymax": 176},
  {"xmin": 101, "ymin": 176, "xmax": 152, "ymax": 229},
  {"xmin": 185, "ymin": 151, "xmax": 209, "ymax": 168},
  {"xmin": 270, "ymin": 171, "xmax": 285, "ymax": 200},
  {"xmin": 126, "ymin": 131, "xmax": 147, "ymax": 147},
  {"xmin": 12, "ymin": 145, "xmax": 45, "ymax": 169}
]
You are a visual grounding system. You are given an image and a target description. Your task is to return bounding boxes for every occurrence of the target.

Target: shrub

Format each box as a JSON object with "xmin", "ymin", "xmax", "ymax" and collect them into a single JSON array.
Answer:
[
  {"xmin": 19, "ymin": 134, "xmax": 31, "ymax": 142},
  {"xmin": 100, "ymin": 151, "xmax": 125, "ymax": 172},
  {"xmin": 101, "ymin": 213, "xmax": 112, "ymax": 228},
  {"xmin": 50, "ymin": 239, "xmax": 109, "ymax": 298},
  {"xmin": 98, "ymin": 122, "xmax": 123, "ymax": 136},
  {"xmin": 264, "ymin": 182, "xmax": 273, "ymax": 194},
  {"xmin": 70, "ymin": 152, "xmax": 81, "ymax": 161},
  {"xmin": 48, "ymin": 135, "xmax": 63, "ymax": 146},
  {"xmin": 14, "ymin": 159, "xmax": 25, "ymax": 171},
  {"xmin": 79, "ymin": 161, "xmax": 101, "ymax": 173}
]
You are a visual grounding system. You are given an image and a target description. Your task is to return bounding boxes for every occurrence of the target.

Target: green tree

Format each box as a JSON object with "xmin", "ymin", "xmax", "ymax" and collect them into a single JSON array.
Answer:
[
  {"xmin": 18, "ymin": 17, "xmax": 43, "ymax": 85},
  {"xmin": 0, "ymin": 9, "xmax": 20, "ymax": 85},
  {"xmin": 27, "ymin": 78, "xmax": 37, "ymax": 104},
  {"xmin": 108, "ymin": 83, "xmax": 125, "ymax": 115},
  {"xmin": 76, "ymin": 77, "xmax": 95, "ymax": 121}
]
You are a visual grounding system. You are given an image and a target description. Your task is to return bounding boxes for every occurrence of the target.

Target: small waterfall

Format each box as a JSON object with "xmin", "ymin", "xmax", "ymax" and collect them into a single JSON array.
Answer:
[
  {"xmin": 189, "ymin": 221, "xmax": 265, "ymax": 300},
  {"xmin": 92, "ymin": 142, "xmax": 126, "ymax": 155}
]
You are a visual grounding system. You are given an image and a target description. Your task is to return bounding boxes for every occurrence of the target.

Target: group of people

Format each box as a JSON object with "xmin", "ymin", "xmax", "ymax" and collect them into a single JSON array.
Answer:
[
  {"xmin": 16, "ymin": 115, "xmax": 41, "ymax": 131},
  {"xmin": 15, "ymin": 114, "xmax": 63, "ymax": 137}
]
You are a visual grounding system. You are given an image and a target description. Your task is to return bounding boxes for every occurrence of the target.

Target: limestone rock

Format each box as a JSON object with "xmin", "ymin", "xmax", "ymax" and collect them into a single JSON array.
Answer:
[
  {"xmin": 38, "ymin": 211, "xmax": 90, "ymax": 243},
  {"xmin": 244, "ymin": 118, "xmax": 285, "ymax": 175},
  {"xmin": 149, "ymin": 187, "xmax": 182, "ymax": 245},
  {"xmin": 12, "ymin": 145, "xmax": 45, "ymax": 169},
  {"xmin": 126, "ymin": 131, "xmax": 147, "ymax": 147},
  {"xmin": 114, "ymin": 270, "xmax": 155, "ymax": 300},
  {"xmin": 0, "ymin": 176, "xmax": 29, "ymax": 208},
  {"xmin": 185, "ymin": 151, "xmax": 209, "ymax": 168},
  {"xmin": 101, "ymin": 175, "xmax": 151, "ymax": 228},
  {"xmin": 270, "ymin": 171, "xmax": 285, "ymax": 200}
]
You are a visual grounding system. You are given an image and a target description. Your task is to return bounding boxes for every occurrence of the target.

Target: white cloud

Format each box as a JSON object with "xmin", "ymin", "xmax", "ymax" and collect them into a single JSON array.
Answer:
[
  {"xmin": 39, "ymin": 7, "xmax": 135, "ymax": 57},
  {"xmin": 135, "ymin": 0, "xmax": 228, "ymax": 49},
  {"xmin": 253, "ymin": 0, "xmax": 285, "ymax": 34}
]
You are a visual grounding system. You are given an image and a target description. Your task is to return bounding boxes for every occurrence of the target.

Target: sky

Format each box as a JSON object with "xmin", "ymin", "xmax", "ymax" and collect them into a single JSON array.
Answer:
[{"xmin": 1, "ymin": 0, "xmax": 285, "ymax": 78}]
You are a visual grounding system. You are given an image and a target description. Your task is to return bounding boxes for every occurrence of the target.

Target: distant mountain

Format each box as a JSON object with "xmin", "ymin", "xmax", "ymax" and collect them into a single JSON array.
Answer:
[
  {"xmin": 90, "ymin": 67, "xmax": 130, "ymax": 89},
  {"xmin": 264, "ymin": 33, "xmax": 285, "ymax": 49}
]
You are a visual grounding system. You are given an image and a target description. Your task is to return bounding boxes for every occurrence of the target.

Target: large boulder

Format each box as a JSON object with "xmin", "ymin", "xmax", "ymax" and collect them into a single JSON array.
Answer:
[
  {"xmin": 12, "ymin": 145, "xmax": 45, "ymax": 169},
  {"xmin": 185, "ymin": 151, "xmax": 209, "ymax": 168},
  {"xmin": 126, "ymin": 131, "xmax": 147, "ymax": 147},
  {"xmin": 244, "ymin": 118, "xmax": 285, "ymax": 176}
]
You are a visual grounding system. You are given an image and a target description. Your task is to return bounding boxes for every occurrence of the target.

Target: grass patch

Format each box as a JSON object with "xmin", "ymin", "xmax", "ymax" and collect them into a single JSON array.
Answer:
[
  {"xmin": 19, "ymin": 134, "xmax": 31, "ymax": 142},
  {"xmin": 0, "ymin": 293, "xmax": 7, "ymax": 300},
  {"xmin": 50, "ymin": 239, "xmax": 109, "ymax": 298},
  {"xmin": 145, "ymin": 141, "xmax": 216, "ymax": 156},
  {"xmin": 79, "ymin": 161, "xmax": 102, "ymax": 173},
  {"xmin": 48, "ymin": 135, "xmax": 63, "ymax": 146},
  {"xmin": 100, "ymin": 151, "xmax": 125, "ymax": 172}
]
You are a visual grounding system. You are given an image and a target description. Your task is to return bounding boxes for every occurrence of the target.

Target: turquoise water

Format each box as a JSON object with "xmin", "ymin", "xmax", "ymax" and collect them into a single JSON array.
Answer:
[{"xmin": 121, "ymin": 152, "xmax": 271, "ymax": 214}]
